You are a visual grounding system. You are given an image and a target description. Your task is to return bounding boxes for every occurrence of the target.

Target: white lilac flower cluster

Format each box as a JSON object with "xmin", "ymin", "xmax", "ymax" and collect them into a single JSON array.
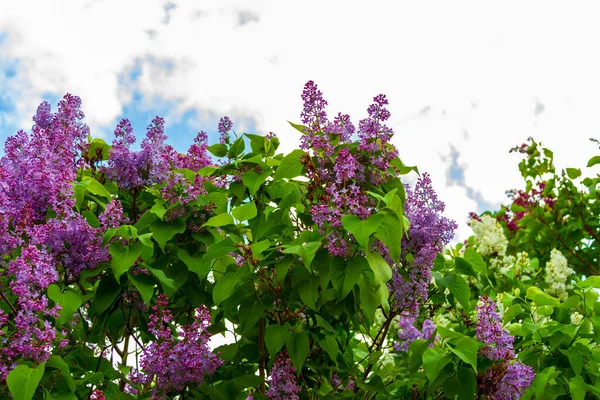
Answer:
[
  {"xmin": 471, "ymin": 215, "xmax": 508, "ymax": 257},
  {"xmin": 492, "ymin": 251, "xmax": 531, "ymax": 278},
  {"xmin": 544, "ymin": 249, "xmax": 574, "ymax": 299}
]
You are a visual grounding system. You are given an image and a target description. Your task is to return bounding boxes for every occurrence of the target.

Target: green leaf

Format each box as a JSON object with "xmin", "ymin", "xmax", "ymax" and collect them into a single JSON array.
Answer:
[
  {"xmin": 110, "ymin": 240, "xmax": 144, "ymax": 279},
  {"xmin": 150, "ymin": 218, "xmax": 186, "ymax": 252},
  {"xmin": 503, "ymin": 304, "xmax": 523, "ymax": 324},
  {"xmin": 374, "ymin": 213, "xmax": 402, "ymax": 262},
  {"xmin": 454, "ymin": 257, "xmax": 476, "ymax": 276},
  {"xmin": 213, "ymin": 271, "xmax": 243, "ymax": 305},
  {"xmin": 531, "ymin": 366, "xmax": 558, "ymax": 399},
  {"xmin": 148, "ymin": 267, "xmax": 177, "ymax": 290},
  {"xmin": 228, "ymin": 136, "xmax": 245, "ymax": 159},
  {"xmin": 177, "ymin": 249, "xmax": 210, "ymax": 278},
  {"xmin": 449, "ymin": 337, "xmax": 477, "ymax": 372},
  {"xmin": 299, "ymin": 278, "xmax": 319, "ymax": 311},
  {"xmin": 422, "ymin": 346, "xmax": 450, "ymax": 383},
  {"xmin": 332, "ymin": 256, "xmax": 363, "ymax": 301},
  {"xmin": 282, "ymin": 241, "xmax": 321, "ymax": 270},
  {"xmin": 274, "ymin": 149, "xmax": 305, "ymax": 181},
  {"xmin": 409, "ymin": 339, "xmax": 428, "ymax": 373},
  {"xmin": 288, "ymin": 121, "xmax": 306, "ymax": 133},
  {"xmin": 319, "ymin": 335, "xmax": 339, "ymax": 362},
  {"xmin": 438, "ymin": 274, "xmax": 471, "ymax": 312},
  {"xmin": 128, "ymin": 273, "xmax": 155, "ymax": 304},
  {"xmin": 47, "ymin": 356, "xmax": 75, "ymax": 392},
  {"xmin": 569, "ymin": 375, "xmax": 586, "ymax": 400},
  {"xmin": 463, "ymin": 248, "xmax": 487, "ymax": 274},
  {"xmin": 150, "ymin": 202, "xmax": 167, "ymax": 220},
  {"xmin": 202, "ymin": 213, "xmax": 234, "ymax": 228},
  {"xmin": 242, "ymin": 170, "xmax": 270, "ymax": 196},
  {"xmin": 560, "ymin": 348, "xmax": 582, "ymax": 375},
  {"xmin": 47, "ymin": 285, "xmax": 82, "ymax": 326},
  {"xmin": 207, "ymin": 143, "xmax": 228, "ymax": 157},
  {"xmin": 587, "ymin": 155, "xmax": 600, "ymax": 168},
  {"xmin": 93, "ymin": 274, "xmax": 121, "ymax": 315},
  {"xmin": 232, "ymin": 202, "xmax": 257, "ymax": 221},
  {"xmin": 88, "ymin": 137, "xmax": 111, "ymax": 160},
  {"xmin": 286, "ymin": 330, "xmax": 309, "ymax": 373},
  {"xmin": 7, "ymin": 363, "xmax": 46, "ymax": 400},
  {"xmin": 366, "ymin": 251, "xmax": 392, "ymax": 286},
  {"xmin": 526, "ymin": 287, "xmax": 559, "ymax": 306},
  {"xmin": 251, "ymin": 240, "xmax": 270, "ymax": 258},
  {"xmin": 341, "ymin": 213, "xmax": 384, "ymax": 249},
  {"xmin": 73, "ymin": 177, "xmax": 112, "ymax": 211},
  {"xmin": 265, "ymin": 323, "xmax": 289, "ymax": 357},
  {"xmin": 357, "ymin": 276, "xmax": 380, "ymax": 322},
  {"xmin": 443, "ymin": 367, "xmax": 476, "ymax": 400},
  {"xmin": 567, "ymin": 168, "xmax": 582, "ymax": 179},
  {"xmin": 204, "ymin": 237, "xmax": 237, "ymax": 262}
]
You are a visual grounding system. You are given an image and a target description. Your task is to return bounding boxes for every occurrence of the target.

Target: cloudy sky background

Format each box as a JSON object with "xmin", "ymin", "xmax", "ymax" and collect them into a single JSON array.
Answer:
[{"xmin": 2, "ymin": 1, "xmax": 600, "ymax": 240}]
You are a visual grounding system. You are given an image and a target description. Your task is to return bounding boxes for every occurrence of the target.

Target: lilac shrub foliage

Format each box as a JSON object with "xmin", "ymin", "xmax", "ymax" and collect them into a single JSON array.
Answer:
[{"xmin": 0, "ymin": 81, "xmax": 542, "ymax": 399}]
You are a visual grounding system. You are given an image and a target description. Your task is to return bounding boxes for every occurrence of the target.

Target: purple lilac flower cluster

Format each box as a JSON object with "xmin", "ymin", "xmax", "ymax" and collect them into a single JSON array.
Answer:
[
  {"xmin": 267, "ymin": 352, "xmax": 301, "ymax": 400},
  {"xmin": 330, "ymin": 373, "xmax": 355, "ymax": 392},
  {"xmin": 394, "ymin": 312, "xmax": 436, "ymax": 352},
  {"xmin": 1, "ymin": 245, "xmax": 61, "ymax": 380},
  {"xmin": 391, "ymin": 173, "xmax": 457, "ymax": 314},
  {"xmin": 476, "ymin": 296, "xmax": 515, "ymax": 360},
  {"xmin": 107, "ymin": 117, "xmax": 178, "ymax": 190},
  {"xmin": 357, "ymin": 94, "xmax": 399, "ymax": 185},
  {"xmin": 133, "ymin": 294, "xmax": 222, "ymax": 398},
  {"xmin": 475, "ymin": 296, "xmax": 535, "ymax": 398},
  {"xmin": 478, "ymin": 360, "xmax": 535, "ymax": 400},
  {"xmin": 0, "ymin": 96, "xmax": 104, "ymax": 381},
  {"xmin": 302, "ymin": 81, "xmax": 412, "ymax": 257},
  {"xmin": 99, "ymin": 200, "xmax": 129, "ymax": 229},
  {"xmin": 218, "ymin": 116, "xmax": 233, "ymax": 145}
]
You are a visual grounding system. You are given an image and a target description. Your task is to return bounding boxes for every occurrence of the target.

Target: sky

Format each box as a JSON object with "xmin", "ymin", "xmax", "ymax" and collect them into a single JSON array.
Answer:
[{"xmin": 2, "ymin": 1, "xmax": 600, "ymax": 241}]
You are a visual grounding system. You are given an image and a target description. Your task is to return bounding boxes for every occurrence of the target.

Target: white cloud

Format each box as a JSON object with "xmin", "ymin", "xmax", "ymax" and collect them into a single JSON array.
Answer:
[{"xmin": 3, "ymin": 0, "xmax": 600, "ymax": 239}]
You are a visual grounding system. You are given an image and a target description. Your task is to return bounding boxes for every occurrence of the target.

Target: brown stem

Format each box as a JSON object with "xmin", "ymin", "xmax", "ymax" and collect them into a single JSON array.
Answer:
[
  {"xmin": 258, "ymin": 316, "xmax": 266, "ymax": 395},
  {"xmin": 363, "ymin": 313, "xmax": 394, "ymax": 381},
  {"xmin": 0, "ymin": 289, "xmax": 17, "ymax": 314},
  {"xmin": 131, "ymin": 188, "xmax": 138, "ymax": 222}
]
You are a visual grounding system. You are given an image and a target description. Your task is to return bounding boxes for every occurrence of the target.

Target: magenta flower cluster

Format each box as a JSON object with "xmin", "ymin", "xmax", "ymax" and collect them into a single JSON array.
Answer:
[
  {"xmin": 267, "ymin": 352, "xmax": 301, "ymax": 400},
  {"xmin": 476, "ymin": 296, "xmax": 515, "ymax": 360},
  {"xmin": 394, "ymin": 312, "xmax": 436, "ymax": 352},
  {"xmin": 0, "ymin": 95, "xmax": 105, "ymax": 381},
  {"xmin": 107, "ymin": 117, "xmax": 178, "ymax": 190},
  {"xmin": 476, "ymin": 296, "xmax": 535, "ymax": 398},
  {"xmin": 133, "ymin": 294, "xmax": 222, "ymax": 398},
  {"xmin": 391, "ymin": 173, "xmax": 457, "ymax": 314},
  {"xmin": 478, "ymin": 360, "xmax": 536, "ymax": 400},
  {"xmin": 301, "ymin": 81, "xmax": 412, "ymax": 257}
]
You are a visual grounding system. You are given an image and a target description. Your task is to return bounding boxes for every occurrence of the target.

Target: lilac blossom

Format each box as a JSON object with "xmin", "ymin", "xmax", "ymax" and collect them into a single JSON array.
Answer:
[
  {"xmin": 178, "ymin": 131, "xmax": 212, "ymax": 171},
  {"xmin": 107, "ymin": 117, "xmax": 177, "ymax": 191},
  {"xmin": 40, "ymin": 214, "xmax": 109, "ymax": 279},
  {"xmin": 391, "ymin": 173, "xmax": 457, "ymax": 314},
  {"xmin": 478, "ymin": 360, "xmax": 535, "ymax": 399},
  {"xmin": 1, "ymin": 245, "xmax": 61, "ymax": 380},
  {"xmin": 99, "ymin": 200, "xmax": 128, "ymax": 229},
  {"xmin": 0, "ymin": 96, "xmax": 91, "ymax": 380},
  {"xmin": 134, "ymin": 294, "xmax": 222, "ymax": 398},
  {"xmin": 267, "ymin": 352, "xmax": 301, "ymax": 400},
  {"xmin": 476, "ymin": 296, "xmax": 515, "ymax": 361},
  {"xmin": 394, "ymin": 312, "xmax": 436, "ymax": 352}
]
